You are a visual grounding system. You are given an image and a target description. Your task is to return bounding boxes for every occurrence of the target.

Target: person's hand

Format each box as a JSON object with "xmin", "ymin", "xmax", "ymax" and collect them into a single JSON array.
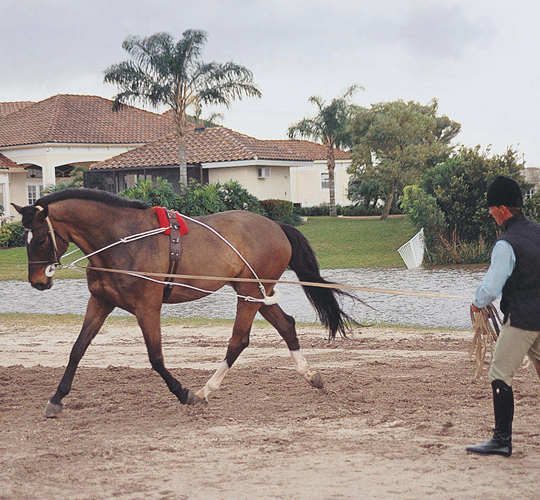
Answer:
[{"xmin": 470, "ymin": 303, "xmax": 481, "ymax": 314}]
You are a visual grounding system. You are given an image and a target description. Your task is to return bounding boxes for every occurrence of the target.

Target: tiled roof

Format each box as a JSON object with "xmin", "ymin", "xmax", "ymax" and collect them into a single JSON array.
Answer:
[
  {"xmin": 0, "ymin": 94, "xmax": 174, "ymax": 147},
  {"xmin": 0, "ymin": 153, "xmax": 23, "ymax": 170},
  {"xmin": 91, "ymin": 126, "xmax": 350, "ymax": 170},
  {"xmin": 0, "ymin": 101, "xmax": 35, "ymax": 119},
  {"xmin": 265, "ymin": 139, "xmax": 350, "ymax": 161}
]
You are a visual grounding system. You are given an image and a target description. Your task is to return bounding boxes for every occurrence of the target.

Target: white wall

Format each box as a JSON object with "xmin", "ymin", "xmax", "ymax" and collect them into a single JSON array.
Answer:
[
  {"xmin": 207, "ymin": 165, "xmax": 292, "ymax": 200},
  {"xmin": 1, "ymin": 143, "xmax": 141, "ymax": 216},
  {"xmin": 290, "ymin": 160, "xmax": 351, "ymax": 206},
  {"xmin": 1, "ymin": 143, "xmax": 139, "ymax": 190}
]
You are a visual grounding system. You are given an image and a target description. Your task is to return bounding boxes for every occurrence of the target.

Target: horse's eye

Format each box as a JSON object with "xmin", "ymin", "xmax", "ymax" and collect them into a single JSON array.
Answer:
[{"xmin": 36, "ymin": 238, "xmax": 47, "ymax": 247}]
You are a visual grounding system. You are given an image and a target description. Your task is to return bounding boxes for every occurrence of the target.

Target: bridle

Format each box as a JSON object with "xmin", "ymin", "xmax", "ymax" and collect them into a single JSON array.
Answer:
[{"xmin": 26, "ymin": 205, "xmax": 69, "ymax": 277}]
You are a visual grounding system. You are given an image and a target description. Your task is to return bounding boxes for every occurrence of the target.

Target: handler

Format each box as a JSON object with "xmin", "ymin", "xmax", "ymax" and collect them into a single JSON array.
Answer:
[{"xmin": 467, "ymin": 175, "xmax": 540, "ymax": 458}]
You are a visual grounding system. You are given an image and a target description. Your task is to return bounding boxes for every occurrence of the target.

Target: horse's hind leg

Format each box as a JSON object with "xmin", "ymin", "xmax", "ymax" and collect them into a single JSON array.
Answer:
[
  {"xmin": 259, "ymin": 303, "xmax": 324, "ymax": 389},
  {"xmin": 46, "ymin": 294, "xmax": 115, "ymax": 418},
  {"xmin": 136, "ymin": 308, "xmax": 204, "ymax": 405},
  {"xmin": 196, "ymin": 300, "xmax": 260, "ymax": 401}
]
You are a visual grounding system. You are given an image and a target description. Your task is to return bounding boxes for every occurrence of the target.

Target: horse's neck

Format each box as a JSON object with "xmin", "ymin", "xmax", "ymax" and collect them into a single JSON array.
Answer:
[{"xmin": 54, "ymin": 201, "xmax": 151, "ymax": 255}]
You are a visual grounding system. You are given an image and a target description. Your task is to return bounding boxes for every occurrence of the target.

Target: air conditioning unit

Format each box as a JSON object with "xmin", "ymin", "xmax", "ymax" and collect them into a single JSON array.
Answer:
[{"xmin": 257, "ymin": 167, "xmax": 271, "ymax": 179}]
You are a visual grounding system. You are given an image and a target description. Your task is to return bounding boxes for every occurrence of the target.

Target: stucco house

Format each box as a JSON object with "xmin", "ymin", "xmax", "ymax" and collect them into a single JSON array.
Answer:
[
  {"xmin": 0, "ymin": 94, "xmax": 352, "ymax": 217},
  {"xmin": 87, "ymin": 125, "xmax": 352, "ymax": 206},
  {"xmin": 0, "ymin": 95, "xmax": 173, "ymax": 217}
]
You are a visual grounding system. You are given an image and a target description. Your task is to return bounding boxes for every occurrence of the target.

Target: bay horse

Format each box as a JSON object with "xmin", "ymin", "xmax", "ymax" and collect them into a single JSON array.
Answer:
[{"xmin": 13, "ymin": 188, "xmax": 357, "ymax": 418}]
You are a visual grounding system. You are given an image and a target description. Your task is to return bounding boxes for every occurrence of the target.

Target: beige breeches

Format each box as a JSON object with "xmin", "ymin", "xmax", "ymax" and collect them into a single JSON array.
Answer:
[{"xmin": 489, "ymin": 320, "xmax": 540, "ymax": 385}]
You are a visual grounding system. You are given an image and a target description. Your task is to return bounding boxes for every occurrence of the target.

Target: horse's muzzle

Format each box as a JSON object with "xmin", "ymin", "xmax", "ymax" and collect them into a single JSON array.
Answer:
[{"xmin": 31, "ymin": 280, "xmax": 53, "ymax": 291}]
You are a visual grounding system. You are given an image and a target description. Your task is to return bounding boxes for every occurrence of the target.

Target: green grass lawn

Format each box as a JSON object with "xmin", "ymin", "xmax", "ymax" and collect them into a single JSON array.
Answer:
[
  {"xmin": 0, "ymin": 216, "xmax": 415, "ymax": 281},
  {"xmin": 298, "ymin": 216, "xmax": 416, "ymax": 268},
  {"xmin": 0, "ymin": 243, "xmax": 87, "ymax": 281}
]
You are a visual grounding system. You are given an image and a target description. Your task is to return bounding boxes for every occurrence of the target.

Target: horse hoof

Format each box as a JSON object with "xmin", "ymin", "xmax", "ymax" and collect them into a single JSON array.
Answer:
[
  {"xmin": 185, "ymin": 390, "xmax": 208, "ymax": 406},
  {"xmin": 309, "ymin": 372, "xmax": 324, "ymax": 389},
  {"xmin": 45, "ymin": 401, "xmax": 63, "ymax": 418}
]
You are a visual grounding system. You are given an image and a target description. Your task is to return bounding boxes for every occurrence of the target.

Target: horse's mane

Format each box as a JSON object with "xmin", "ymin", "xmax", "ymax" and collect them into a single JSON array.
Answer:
[
  {"xmin": 19, "ymin": 188, "xmax": 150, "ymax": 227},
  {"xmin": 35, "ymin": 188, "xmax": 150, "ymax": 210}
]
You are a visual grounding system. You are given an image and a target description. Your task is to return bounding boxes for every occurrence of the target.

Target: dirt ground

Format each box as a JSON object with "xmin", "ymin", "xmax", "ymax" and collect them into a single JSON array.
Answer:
[{"xmin": 0, "ymin": 316, "xmax": 539, "ymax": 500}]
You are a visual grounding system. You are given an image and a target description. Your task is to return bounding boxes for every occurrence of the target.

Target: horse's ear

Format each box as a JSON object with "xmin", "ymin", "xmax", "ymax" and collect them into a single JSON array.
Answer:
[
  {"xmin": 34, "ymin": 205, "xmax": 49, "ymax": 221},
  {"xmin": 11, "ymin": 203, "xmax": 24, "ymax": 214}
]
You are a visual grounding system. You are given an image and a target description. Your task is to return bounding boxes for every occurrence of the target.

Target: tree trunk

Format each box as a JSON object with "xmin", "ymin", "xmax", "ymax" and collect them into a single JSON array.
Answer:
[
  {"xmin": 380, "ymin": 181, "xmax": 397, "ymax": 221},
  {"xmin": 327, "ymin": 146, "xmax": 337, "ymax": 217},
  {"xmin": 174, "ymin": 110, "xmax": 188, "ymax": 188}
]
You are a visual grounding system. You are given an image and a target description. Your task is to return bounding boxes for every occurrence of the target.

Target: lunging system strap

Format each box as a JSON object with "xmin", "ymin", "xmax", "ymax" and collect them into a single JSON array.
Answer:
[{"xmin": 163, "ymin": 209, "xmax": 183, "ymax": 301}]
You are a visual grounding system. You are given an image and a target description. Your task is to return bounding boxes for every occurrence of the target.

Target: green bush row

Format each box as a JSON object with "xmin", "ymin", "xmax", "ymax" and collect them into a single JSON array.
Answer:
[
  {"xmin": 295, "ymin": 204, "xmax": 401, "ymax": 217},
  {"xmin": 120, "ymin": 178, "xmax": 302, "ymax": 225}
]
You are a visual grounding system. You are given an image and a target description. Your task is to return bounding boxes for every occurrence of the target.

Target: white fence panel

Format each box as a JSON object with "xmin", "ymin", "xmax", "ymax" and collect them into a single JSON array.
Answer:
[{"xmin": 397, "ymin": 228, "xmax": 425, "ymax": 269}]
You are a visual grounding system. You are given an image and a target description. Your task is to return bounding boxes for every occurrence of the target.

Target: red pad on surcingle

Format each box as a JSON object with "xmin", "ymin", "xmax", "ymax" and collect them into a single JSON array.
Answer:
[{"xmin": 153, "ymin": 206, "xmax": 189, "ymax": 236}]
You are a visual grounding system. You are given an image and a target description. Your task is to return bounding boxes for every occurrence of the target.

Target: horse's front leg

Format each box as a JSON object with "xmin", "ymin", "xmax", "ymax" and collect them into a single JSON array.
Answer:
[
  {"xmin": 136, "ymin": 308, "xmax": 204, "ymax": 405},
  {"xmin": 46, "ymin": 294, "xmax": 114, "ymax": 418},
  {"xmin": 196, "ymin": 300, "xmax": 260, "ymax": 401}
]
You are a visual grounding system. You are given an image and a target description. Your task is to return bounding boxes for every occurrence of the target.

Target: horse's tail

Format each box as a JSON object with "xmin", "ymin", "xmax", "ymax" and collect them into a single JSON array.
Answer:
[{"xmin": 278, "ymin": 222, "xmax": 360, "ymax": 339}]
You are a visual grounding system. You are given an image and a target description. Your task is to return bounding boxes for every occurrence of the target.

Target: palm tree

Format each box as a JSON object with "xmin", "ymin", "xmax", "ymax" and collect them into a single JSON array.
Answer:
[
  {"xmin": 104, "ymin": 30, "xmax": 262, "ymax": 186},
  {"xmin": 288, "ymin": 86, "xmax": 360, "ymax": 216}
]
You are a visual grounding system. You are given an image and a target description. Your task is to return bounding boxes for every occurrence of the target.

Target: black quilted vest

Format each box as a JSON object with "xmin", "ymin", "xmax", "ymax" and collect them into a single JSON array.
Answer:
[{"xmin": 499, "ymin": 214, "xmax": 540, "ymax": 330}]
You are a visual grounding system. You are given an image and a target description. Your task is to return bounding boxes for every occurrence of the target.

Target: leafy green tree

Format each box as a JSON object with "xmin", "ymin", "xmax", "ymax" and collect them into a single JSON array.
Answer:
[
  {"xmin": 400, "ymin": 145, "xmax": 529, "ymax": 264},
  {"xmin": 288, "ymin": 85, "xmax": 360, "ymax": 217},
  {"xmin": 349, "ymin": 98, "xmax": 461, "ymax": 220},
  {"xmin": 104, "ymin": 30, "xmax": 262, "ymax": 186},
  {"xmin": 420, "ymin": 145, "xmax": 529, "ymax": 243}
]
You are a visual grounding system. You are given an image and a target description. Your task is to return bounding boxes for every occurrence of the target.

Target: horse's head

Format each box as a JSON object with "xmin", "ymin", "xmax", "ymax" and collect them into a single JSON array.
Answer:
[{"xmin": 12, "ymin": 202, "xmax": 69, "ymax": 291}]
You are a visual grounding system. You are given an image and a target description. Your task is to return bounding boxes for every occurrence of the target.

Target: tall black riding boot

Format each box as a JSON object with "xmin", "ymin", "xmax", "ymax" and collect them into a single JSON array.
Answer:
[{"xmin": 466, "ymin": 379, "xmax": 514, "ymax": 457}]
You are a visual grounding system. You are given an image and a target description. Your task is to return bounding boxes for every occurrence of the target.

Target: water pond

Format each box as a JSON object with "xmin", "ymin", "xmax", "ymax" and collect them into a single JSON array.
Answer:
[{"xmin": 0, "ymin": 266, "xmax": 489, "ymax": 330}]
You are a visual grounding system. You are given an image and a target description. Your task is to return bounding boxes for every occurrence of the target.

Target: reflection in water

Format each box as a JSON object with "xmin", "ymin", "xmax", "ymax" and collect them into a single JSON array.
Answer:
[{"xmin": 0, "ymin": 266, "xmax": 489, "ymax": 330}]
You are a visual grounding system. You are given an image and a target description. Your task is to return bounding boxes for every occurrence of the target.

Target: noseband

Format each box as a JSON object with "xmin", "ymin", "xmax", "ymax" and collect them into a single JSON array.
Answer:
[{"xmin": 27, "ymin": 205, "xmax": 68, "ymax": 277}]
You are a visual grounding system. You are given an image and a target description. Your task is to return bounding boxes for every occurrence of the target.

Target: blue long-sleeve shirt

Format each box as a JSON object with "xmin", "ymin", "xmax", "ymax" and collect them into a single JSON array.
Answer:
[{"xmin": 473, "ymin": 240, "xmax": 516, "ymax": 308}]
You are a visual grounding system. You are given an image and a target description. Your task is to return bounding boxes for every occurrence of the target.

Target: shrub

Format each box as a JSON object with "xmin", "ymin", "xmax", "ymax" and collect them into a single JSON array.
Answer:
[
  {"xmin": 175, "ymin": 181, "xmax": 226, "ymax": 215},
  {"xmin": 217, "ymin": 180, "xmax": 265, "ymax": 214},
  {"xmin": 400, "ymin": 185, "xmax": 447, "ymax": 263},
  {"xmin": 295, "ymin": 204, "xmax": 400, "ymax": 217},
  {"xmin": 121, "ymin": 177, "xmax": 268, "ymax": 218},
  {"xmin": 428, "ymin": 231, "xmax": 492, "ymax": 265},
  {"xmin": 0, "ymin": 221, "xmax": 24, "ymax": 248},
  {"xmin": 524, "ymin": 192, "xmax": 540, "ymax": 223},
  {"xmin": 120, "ymin": 177, "xmax": 182, "ymax": 209},
  {"xmin": 261, "ymin": 199, "xmax": 302, "ymax": 225}
]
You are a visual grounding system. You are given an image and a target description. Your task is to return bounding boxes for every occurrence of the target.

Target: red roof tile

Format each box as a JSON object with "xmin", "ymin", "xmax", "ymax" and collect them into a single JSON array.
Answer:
[
  {"xmin": 0, "ymin": 153, "xmax": 23, "ymax": 170},
  {"xmin": 265, "ymin": 140, "xmax": 350, "ymax": 160},
  {"xmin": 90, "ymin": 126, "xmax": 349, "ymax": 170},
  {"xmin": 0, "ymin": 101, "xmax": 35, "ymax": 119},
  {"xmin": 0, "ymin": 95, "xmax": 174, "ymax": 147}
]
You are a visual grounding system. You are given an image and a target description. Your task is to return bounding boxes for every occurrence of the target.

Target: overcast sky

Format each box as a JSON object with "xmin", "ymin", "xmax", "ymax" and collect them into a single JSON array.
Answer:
[{"xmin": 2, "ymin": 0, "xmax": 540, "ymax": 166}]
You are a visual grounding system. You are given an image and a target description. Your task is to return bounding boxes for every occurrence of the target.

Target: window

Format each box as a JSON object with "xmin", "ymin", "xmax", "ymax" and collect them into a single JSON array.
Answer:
[
  {"xmin": 257, "ymin": 167, "xmax": 271, "ymax": 179},
  {"xmin": 321, "ymin": 172, "xmax": 330, "ymax": 190},
  {"xmin": 27, "ymin": 184, "xmax": 43, "ymax": 205},
  {"xmin": 0, "ymin": 183, "xmax": 5, "ymax": 211}
]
